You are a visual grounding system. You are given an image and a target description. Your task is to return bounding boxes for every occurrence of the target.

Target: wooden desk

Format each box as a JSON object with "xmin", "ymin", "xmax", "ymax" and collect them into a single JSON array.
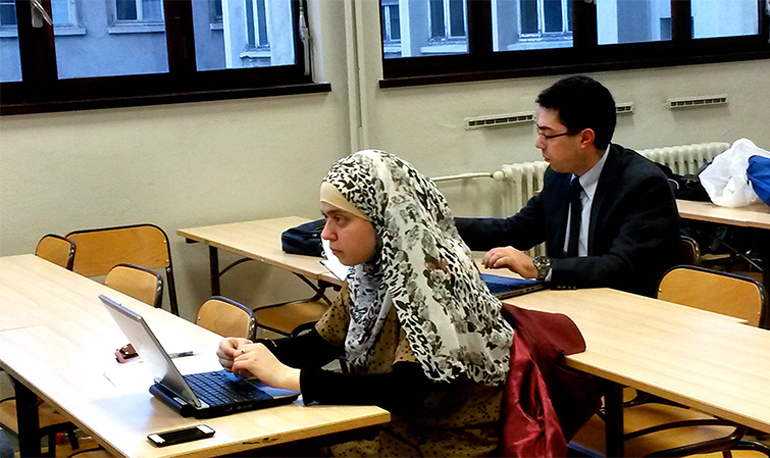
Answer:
[
  {"xmin": 0, "ymin": 255, "xmax": 389, "ymax": 457},
  {"xmin": 503, "ymin": 288, "xmax": 770, "ymax": 456},
  {"xmin": 178, "ymin": 217, "xmax": 342, "ymax": 298},
  {"xmin": 677, "ymin": 199, "xmax": 770, "ymax": 291}
]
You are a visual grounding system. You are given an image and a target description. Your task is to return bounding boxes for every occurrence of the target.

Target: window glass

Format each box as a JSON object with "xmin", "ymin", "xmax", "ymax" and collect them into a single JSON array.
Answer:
[
  {"xmin": 492, "ymin": 0, "xmax": 573, "ymax": 51},
  {"xmin": 194, "ymin": 0, "xmax": 295, "ymax": 70},
  {"xmin": 54, "ymin": 0, "xmax": 168, "ymax": 79},
  {"xmin": 1, "ymin": 0, "xmax": 315, "ymax": 114},
  {"xmin": 382, "ymin": 0, "xmax": 769, "ymax": 86},
  {"xmin": 597, "ymin": 0, "xmax": 670, "ymax": 45},
  {"xmin": 692, "ymin": 0, "xmax": 758, "ymax": 39},
  {"xmin": 0, "ymin": 0, "xmax": 21, "ymax": 82},
  {"xmin": 382, "ymin": 0, "xmax": 468, "ymax": 58}
]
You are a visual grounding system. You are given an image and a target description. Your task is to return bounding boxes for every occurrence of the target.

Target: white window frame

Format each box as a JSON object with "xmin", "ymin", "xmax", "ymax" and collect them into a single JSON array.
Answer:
[
  {"xmin": 519, "ymin": 0, "xmax": 572, "ymax": 41},
  {"xmin": 109, "ymin": 0, "xmax": 165, "ymax": 34},
  {"xmin": 245, "ymin": 0, "xmax": 269, "ymax": 49},
  {"xmin": 428, "ymin": 0, "xmax": 467, "ymax": 42}
]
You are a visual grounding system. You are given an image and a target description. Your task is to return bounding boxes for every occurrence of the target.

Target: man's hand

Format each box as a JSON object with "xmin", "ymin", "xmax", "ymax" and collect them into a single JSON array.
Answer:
[{"xmin": 481, "ymin": 246, "xmax": 538, "ymax": 279}]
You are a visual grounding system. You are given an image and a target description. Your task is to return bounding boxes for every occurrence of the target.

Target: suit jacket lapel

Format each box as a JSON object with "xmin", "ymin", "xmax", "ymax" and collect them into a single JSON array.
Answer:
[{"xmin": 588, "ymin": 144, "xmax": 621, "ymax": 255}]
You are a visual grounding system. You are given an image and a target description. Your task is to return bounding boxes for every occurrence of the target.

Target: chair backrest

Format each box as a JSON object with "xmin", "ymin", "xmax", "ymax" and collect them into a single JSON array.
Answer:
[
  {"xmin": 196, "ymin": 296, "xmax": 256, "ymax": 340},
  {"xmin": 35, "ymin": 234, "xmax": 76, "ymax": 270},
  {"xmin": 66, "ymin": 224, "xmax": 179, "ymax": 315},
  {"xmin": 675, "ymin": 235, "xmax": 700, "ymax": 266},
  {"xmin": 657, "ymin": 265, "xmax": 768, "ymax": 328},
  {"xmin": 104, "ymin": 263, "xmax": 163, "ymax": 308}
]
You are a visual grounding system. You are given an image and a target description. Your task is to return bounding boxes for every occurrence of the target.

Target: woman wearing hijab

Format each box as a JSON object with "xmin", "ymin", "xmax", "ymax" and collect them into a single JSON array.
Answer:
[{"xmin": 217, "ymin": 150, "xmax": 514, "ymax": 456}]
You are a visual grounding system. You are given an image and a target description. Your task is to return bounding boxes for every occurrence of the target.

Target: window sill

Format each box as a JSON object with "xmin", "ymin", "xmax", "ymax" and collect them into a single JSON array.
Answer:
[
  {"xmin": 0, "ymin": 24, "xmax": 86, "ymax": 37},
  {"xmin": 1, "ymin": 81, "xmax": 332, "ymax": 116},
  {"xmin": 380, "ymin": 50, "xmax": 770, "ymax": 89},
  {"xmin": 108, "ymin": 22, "xmax": 166, "ymax": 34}
]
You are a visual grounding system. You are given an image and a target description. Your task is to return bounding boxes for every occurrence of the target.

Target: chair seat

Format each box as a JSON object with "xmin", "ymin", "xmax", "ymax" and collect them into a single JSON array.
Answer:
[
  {"xmin": 570, "ymin": 404, "xmax": 739, "ymax": 457},
  {"xmin": 255, "ymin": 300, "xmax": 329, "ymax": 335}
]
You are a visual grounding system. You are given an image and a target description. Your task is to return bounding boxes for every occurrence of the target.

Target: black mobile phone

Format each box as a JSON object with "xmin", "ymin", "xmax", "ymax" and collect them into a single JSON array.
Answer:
[{"xmin": 147, "ymin": 424, "xmax": 215, "ymax": 447}]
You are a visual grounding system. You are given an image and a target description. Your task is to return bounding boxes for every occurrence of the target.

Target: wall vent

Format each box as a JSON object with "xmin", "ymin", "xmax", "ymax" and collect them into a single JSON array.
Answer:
[
  {"xmin": 667, "ymin": 94, "xmax": 728, "ymax": 109},
  {"xmin": 615, "ymin": 102, "xmax": 634, "ymax": 115},
  {"xmin": 465, "ymin": 111, "xmax": 535, "ymax": 129}
]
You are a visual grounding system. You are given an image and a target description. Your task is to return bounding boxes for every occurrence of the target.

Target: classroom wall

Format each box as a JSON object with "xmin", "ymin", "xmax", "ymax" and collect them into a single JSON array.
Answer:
[{"xmin": 1, "ymin": 0, "xmax": 768, "ymax": 321}]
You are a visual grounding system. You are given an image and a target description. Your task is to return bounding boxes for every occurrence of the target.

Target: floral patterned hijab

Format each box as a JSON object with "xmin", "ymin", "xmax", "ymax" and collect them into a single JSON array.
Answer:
[{"xmin": 322, "ymin": 150, "xmax": 513, "ymax": 386}]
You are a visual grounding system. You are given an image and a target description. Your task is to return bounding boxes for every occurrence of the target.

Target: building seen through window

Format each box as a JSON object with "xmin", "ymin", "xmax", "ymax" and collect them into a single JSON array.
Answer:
[
  {"xmin": 382, "ymin": 0, "xmax": 761, "ymax": 58},
  {"xmin": 1, "ymin": 0, "xmax": 314, "ymax": 113}
]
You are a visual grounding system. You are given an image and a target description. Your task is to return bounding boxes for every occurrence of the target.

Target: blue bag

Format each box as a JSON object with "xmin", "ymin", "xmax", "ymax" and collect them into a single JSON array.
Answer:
[
  {"xmin": 281, "ymin": 219, "xmax": 325, "ymax": 257},
  {"xmin": 747, "ymin": 155, "xmax": 770, "ymax": 206}
]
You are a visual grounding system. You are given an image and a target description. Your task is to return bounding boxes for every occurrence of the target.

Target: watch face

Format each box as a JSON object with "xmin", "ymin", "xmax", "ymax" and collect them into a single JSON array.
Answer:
[{"xmin": 534, "ymin": 257, "xmax": 550, "ymax": 280}]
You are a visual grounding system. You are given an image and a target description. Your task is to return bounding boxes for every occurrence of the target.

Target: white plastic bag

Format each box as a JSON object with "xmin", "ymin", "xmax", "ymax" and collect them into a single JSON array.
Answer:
[{"xmin": 699, "ymin": 138, "xmax": 770, "ymax": 207}]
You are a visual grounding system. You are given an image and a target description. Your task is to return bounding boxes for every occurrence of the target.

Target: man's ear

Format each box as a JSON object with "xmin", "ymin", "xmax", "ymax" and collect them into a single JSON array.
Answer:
[{"xmin": 579, "ymin": 128, "xmax": 596, "ymax": 148}]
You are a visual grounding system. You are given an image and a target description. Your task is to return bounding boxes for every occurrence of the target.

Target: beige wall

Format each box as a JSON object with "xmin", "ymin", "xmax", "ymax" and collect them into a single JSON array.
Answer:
[{"xmin": 1, "ymin": 0, "xmax": 768, "ymax": 320}]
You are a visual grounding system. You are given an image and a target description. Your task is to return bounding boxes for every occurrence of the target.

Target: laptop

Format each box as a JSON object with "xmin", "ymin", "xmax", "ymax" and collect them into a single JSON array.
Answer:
[
  {"xmin": 99, "ymin": 294, "xmax": 299, "ymax": 418},
  {"xmin": 481, "ymin": 273, "xmax": 545, "ymax": 299}
]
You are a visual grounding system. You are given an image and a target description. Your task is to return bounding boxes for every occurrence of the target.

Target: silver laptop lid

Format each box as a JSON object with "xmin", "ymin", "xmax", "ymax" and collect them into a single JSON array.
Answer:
[{"xmin": 99, "ymin": 294, "xmax": 203, "ymax": 408}]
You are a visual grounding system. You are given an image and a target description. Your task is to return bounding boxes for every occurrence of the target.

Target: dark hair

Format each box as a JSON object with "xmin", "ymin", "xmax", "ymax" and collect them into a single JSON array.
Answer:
[{"xmin": 536, "ymin": 75, "xmax": 616, "ymax": 150}]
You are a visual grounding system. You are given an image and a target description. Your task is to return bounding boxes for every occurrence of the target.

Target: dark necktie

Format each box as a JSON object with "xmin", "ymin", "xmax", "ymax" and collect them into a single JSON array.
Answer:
[{"xmin": 566, "ymin": 179, "xmax": 583, "ymax": 258}]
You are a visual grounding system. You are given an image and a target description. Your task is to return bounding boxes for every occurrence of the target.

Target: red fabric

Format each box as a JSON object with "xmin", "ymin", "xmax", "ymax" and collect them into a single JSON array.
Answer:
[
  {"xmin": 501, "ymin": 331, "xmax": 568, "ymax": 458},
  {"xmin": 499, "ymin": 304, "xmax": 602, "ymax": 457}
]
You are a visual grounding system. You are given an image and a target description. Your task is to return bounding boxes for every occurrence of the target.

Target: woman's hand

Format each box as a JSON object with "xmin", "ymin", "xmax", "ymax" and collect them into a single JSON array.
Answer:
[
  {"xmin": 216, "ymin": 337, "xmax": 253, "ymax": 372},
  {"xmin": 232, "ymin": 343, "xmax": 301, "ymax": 393}
]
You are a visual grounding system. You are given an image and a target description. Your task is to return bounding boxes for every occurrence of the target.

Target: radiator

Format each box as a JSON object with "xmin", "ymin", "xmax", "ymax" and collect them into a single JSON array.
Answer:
[{"xmin": 434, "ymin": 142, "xmax": 730, "ymax": 257}]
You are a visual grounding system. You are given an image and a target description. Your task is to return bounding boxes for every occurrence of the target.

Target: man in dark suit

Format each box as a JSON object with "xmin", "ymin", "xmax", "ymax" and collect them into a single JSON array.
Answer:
[{"xmin": 455, "ymin": 76, "xmax": 679, "ymax": 297}]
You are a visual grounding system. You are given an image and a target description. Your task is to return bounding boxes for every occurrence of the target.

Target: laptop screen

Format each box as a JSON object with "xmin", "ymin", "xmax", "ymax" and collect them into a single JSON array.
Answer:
[{"xmin": 100, "ymin": 294, "xmax": 202, "ymax": 408}]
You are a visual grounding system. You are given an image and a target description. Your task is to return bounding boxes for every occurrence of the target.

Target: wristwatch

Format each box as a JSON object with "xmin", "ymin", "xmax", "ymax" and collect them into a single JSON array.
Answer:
[{"xmin": 533, "ymin": 256, "xmax": 552, "ymax": 281}]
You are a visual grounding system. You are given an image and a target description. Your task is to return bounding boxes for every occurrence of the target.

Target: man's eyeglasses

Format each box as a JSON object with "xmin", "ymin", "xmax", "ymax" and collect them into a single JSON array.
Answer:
[{"xmin": 537, "ymin": 129, "xmax": 574, "ymax": 141}]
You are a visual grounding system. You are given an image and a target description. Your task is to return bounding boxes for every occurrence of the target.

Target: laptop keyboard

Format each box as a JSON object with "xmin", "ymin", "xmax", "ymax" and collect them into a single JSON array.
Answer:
[{"xmin": 184, "ymin": 371, "xmax": 272, "ymax": 407}]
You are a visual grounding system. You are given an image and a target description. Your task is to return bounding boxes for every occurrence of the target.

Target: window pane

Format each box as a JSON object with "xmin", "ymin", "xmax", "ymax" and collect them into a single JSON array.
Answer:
[
  {"xmin": 390, "ymin": 6, "xmax": 401, "ymax": 40},
  {"xmin": 0, "ymin": 0, "xmax": 15, "ymax": 24},
  {"xmin": 430, "ymin": 0, "xmax": 445, "ymax": 38},
  {"xmin": 54, "ymin": 0, "xmax": 168, "ymax": 78},
  {"xmin": 142, "ymin": 0, "xmax": 163, "ymax": 21},
  {"xmin": 193, "ymin": 0, "xmax": 296, "ymax": 71},
  {"xmin": 520, "ymin": 0, "xmax": 537, "ymax": 34},
  {"xmin": 449, "ymin": 0, "xmax": 464, "ymax": 37},
  {"xmin": 492, "ymin": 0, "xmax": 573, "ymax": 51},
  {"xmin": 692, "ymin": 0, "xmax": 758, "ymax": 39},
  {"xmin": 543, "ymin": 0, "xmax": 562, "ymax": 33},
  {"xmin": 597, "ymin": 0, "xmax": 670, "ymax": 44},
  {"xmin": 51, "ymin": 0, "xmax": 70, "ymax": 24},
  {"xmin": 0, "ymin": 0, "xmax": 21, "ymax": 82},
  {"xmin": 116, "ymin": 0, "xmax": 138, "ymax": 20}
]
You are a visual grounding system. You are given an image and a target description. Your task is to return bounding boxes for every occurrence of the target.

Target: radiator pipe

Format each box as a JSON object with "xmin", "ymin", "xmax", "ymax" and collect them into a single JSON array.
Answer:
[{"xmin": 432, "ymin": 171, "xmax": 506, "ymax": 183}]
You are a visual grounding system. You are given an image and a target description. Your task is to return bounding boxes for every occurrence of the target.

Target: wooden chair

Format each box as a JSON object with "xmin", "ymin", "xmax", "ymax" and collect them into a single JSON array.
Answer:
[
  {"xmin": 658, "ymin": 265, "xmax": 766, "ymax": 327},
  {"xmin": 569, "ymin": 265, "xmax": 769, "ymax": 457},
  {"xmin": 66, "ymin": 224, "xmax": 179, "ymax": 315},
  {"xmin": 675, "ymin": 234, "xmax": 700, "ymax": 266},
  {"xmin": 254, "ymin": 296, "xmax": 330, "ymax": 338},
  {"xmin": 35, "ymin": 234, "xmax": 76, "ymax": 270},
  {"xmin": 104, "ymin": 263, "xmax": 163, "ymax": 308},
  {"xmin": 196, "ymin": 296, "xmax": 257, "ymax": 340}
]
